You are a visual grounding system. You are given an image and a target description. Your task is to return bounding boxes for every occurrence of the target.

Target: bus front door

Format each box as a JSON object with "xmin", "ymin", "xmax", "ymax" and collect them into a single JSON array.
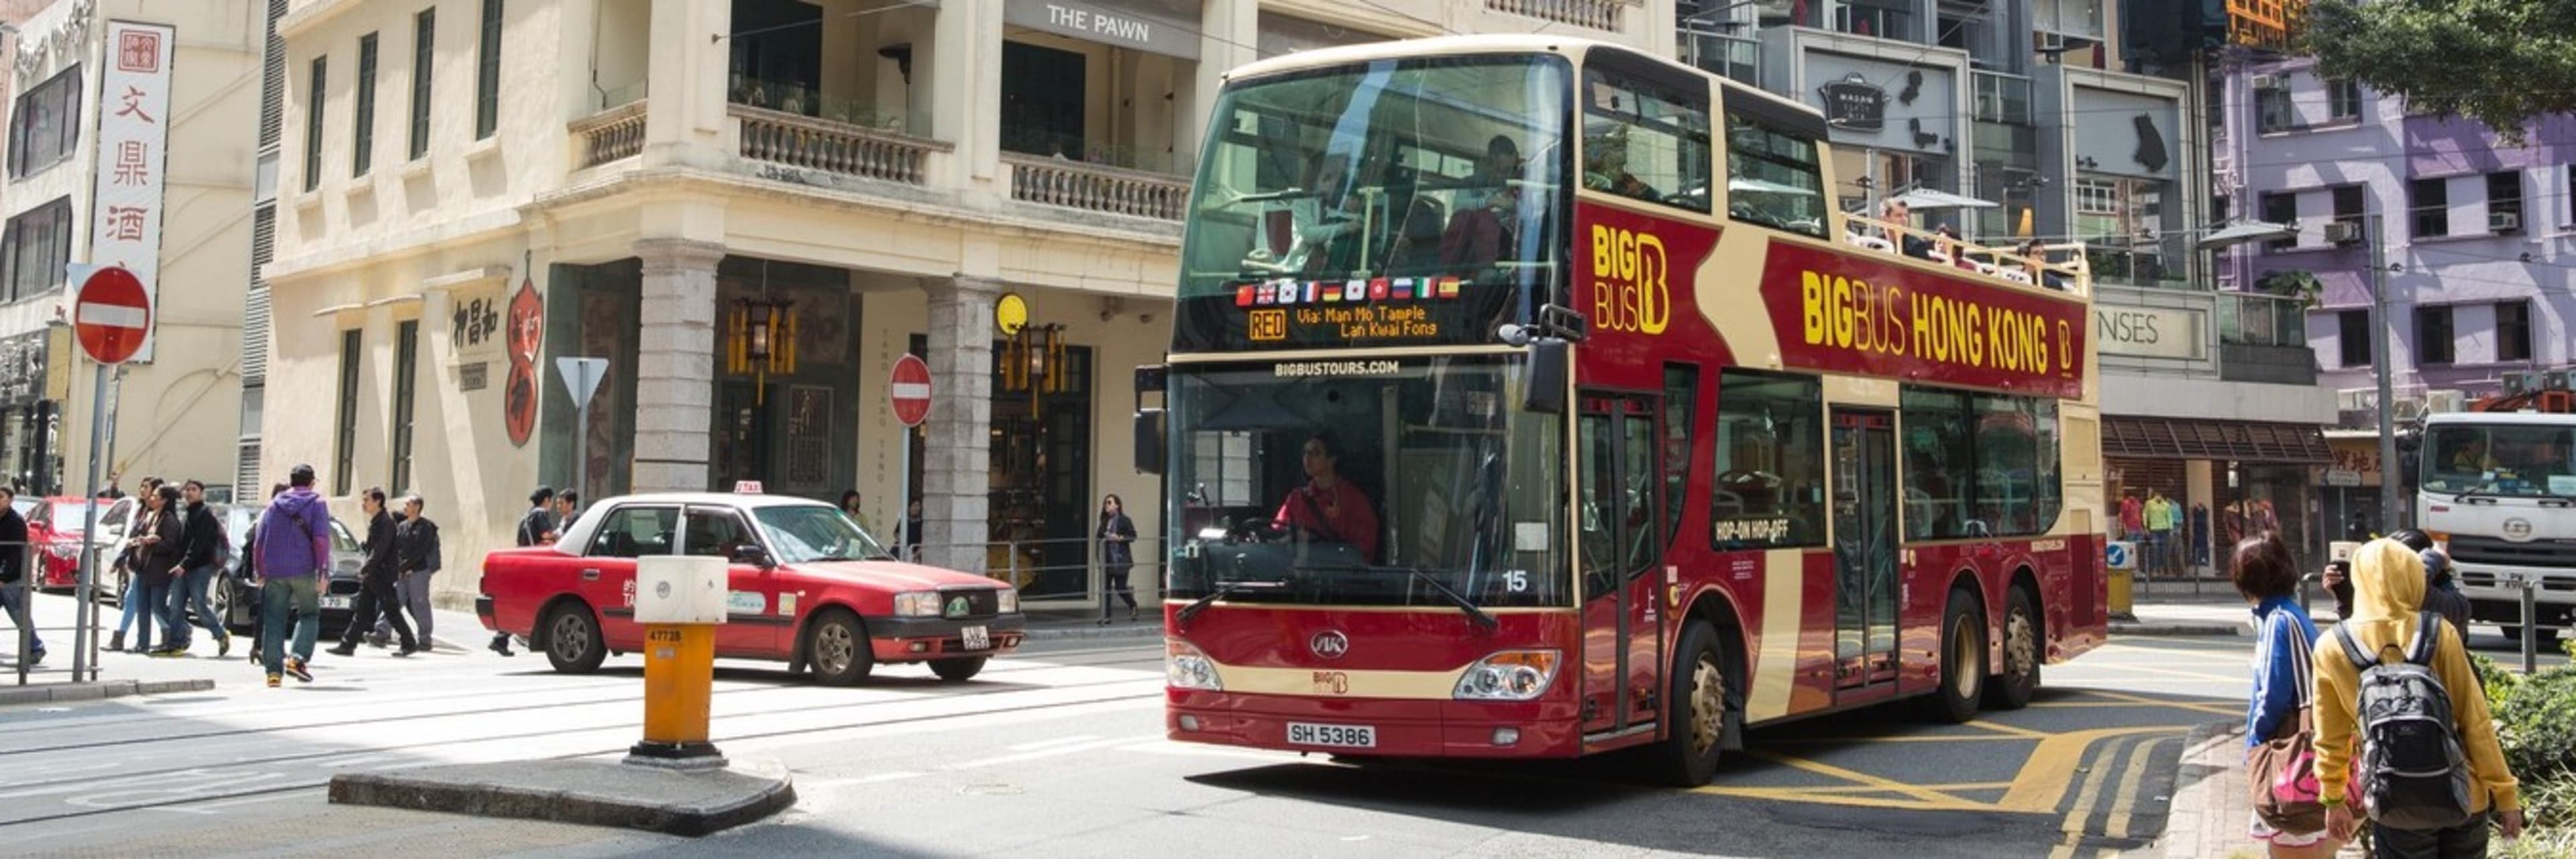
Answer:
[
  {"xmin": 1830, "ymin": 409, "xmax": 1901, "ymax": 702},
  {"xmin": 1578, "ymin": 393, "xmax": 1666, "ymax": 738}
]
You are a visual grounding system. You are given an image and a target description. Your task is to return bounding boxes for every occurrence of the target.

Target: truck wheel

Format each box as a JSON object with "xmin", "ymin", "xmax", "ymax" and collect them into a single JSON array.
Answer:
[
  {"xmin": 1985, "ymin": 585, "xmax": 2041, "ymax": 711},
  {"xmin": 930, "ymin": 656, "xmax": 987, "ymax": 682},
  {"xmin": 1651, "ymin": 621, "xmax": 1730, "ymax": 787},
  {"xmin": 807, "ymin": 610, "xmax": 875, "ymax": 687},
  {"xmin": 543, "ymin": 602, "xmax": 607, "ymax": 674},
  {"xmin": 1918, "ymin": 589, "xmax": 1986, "ymax": 723}
]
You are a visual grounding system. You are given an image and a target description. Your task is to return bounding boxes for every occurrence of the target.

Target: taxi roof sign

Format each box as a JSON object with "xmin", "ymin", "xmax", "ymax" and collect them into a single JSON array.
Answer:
[{"xmin": 733, "ymin": 481, "xmax": 764, "ymax": 495}]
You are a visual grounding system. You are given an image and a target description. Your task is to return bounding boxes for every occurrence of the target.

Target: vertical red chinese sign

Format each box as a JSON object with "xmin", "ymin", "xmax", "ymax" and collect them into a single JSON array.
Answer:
[
  {"xmin": 90, "ymin": 22, "xmax": 176, "ymax": 361},
  {"xmin": 504, "ymin": 266, "xmax": 543, "ymax": 446}
]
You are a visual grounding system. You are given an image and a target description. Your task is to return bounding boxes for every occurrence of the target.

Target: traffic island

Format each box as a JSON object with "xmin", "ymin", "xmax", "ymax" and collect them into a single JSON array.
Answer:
[{"xmin": 327, "ymin": 758, "xmax": 795, "ymax": 837}]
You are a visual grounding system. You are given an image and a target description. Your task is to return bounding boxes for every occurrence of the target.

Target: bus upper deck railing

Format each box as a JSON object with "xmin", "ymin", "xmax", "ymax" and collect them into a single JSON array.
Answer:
[{"xmin": 1841, "ymin": 213, "xmax": 2094, "ymax": 299}]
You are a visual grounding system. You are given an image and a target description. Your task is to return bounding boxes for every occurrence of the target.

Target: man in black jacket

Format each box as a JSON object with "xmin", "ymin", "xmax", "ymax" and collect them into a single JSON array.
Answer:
[
  {"xmin": 490, "ymin": 486, "xmax": 555, "ymax": 656},
  {"xmin": 162, "ymin": 480, "xmax": 231, "ymax": 656},
  {"xmin": 0, "ymin": 486, "xmax": 42, "ymax": 664},
  {"xmin": 385, "ymin": 496, "xmax": 440, "ymax": 649},
  {"xmin": 330, "ymin": 488, "xmax": 419, "ymax": 657}
]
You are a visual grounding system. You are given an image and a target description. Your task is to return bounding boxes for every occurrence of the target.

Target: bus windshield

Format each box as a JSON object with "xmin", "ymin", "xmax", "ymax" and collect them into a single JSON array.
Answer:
[
  {"xmin": 1163, "ymin": 355, "xmax": 1566, "ymax": 609},
  {"xmin": 2422, "ymin": 422, "xmax": 2576, "ymax": 499},
  {"xmin": 1173, "ymin": 54, "xmax": 1569, "ymax": 351}
]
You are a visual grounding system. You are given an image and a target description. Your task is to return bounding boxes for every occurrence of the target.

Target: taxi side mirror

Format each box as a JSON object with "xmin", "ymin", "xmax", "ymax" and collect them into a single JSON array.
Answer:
[{"xmin": 731, "ymin": 544, "xmax": 776, "ymax": 570}]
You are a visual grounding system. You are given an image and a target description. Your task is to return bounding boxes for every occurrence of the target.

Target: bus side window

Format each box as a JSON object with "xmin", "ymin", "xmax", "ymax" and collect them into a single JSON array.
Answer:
[
  {"xmin": 1710, "ymin": 369, "xmax": 1826, "ymax": 549},
  {"xmin": 1580, "ymin": 67, "xmax": 1712, "ymax": 213},
  {"xmin": 1721, "ymin": 110, "xmax": 1827, "ymax": 238}
]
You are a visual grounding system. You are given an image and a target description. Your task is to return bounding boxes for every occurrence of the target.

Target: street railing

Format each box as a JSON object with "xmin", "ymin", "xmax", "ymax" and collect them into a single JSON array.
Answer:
[{"xmin": 4, "ymin": 541, "xmax": 89, "ymax": 686}]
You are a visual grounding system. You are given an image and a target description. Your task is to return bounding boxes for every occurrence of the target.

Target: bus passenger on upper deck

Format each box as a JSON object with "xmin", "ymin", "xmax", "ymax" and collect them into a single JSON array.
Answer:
[
  {"xmin": 1275, "ymin": 433, "xmax": 1381, "ymax": 563},
  {"xmin": 1279, "ymin": 151, "xmax": 1362, "ymax": 274},
  {"xmin": 1882, "ymin": 199, "xmax": 1934, "ymax": 260},
  {"xmin": 1583, "ymin": 129, "xmax": 1658, "ymax": 203}
]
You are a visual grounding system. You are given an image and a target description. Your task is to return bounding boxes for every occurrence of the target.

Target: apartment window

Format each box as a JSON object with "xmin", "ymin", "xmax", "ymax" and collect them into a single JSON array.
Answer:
[
  {"xmin": 475, "ymin": 0, "xmax": 503, "ymax": 139},
  {"xmin": 2259, "ymin": 191, "xmax": 2297, "ymax": 250},
  {"xmin": 2416, "ymin": 305, "xmax": 2455, "ymax": 366},
  {"xmin": 2338, "ymin": 309, "xmax": 2372, "ymax": 368},
  {"xmin": 7, "ymin": 64, "xmax": 82, "ymax": 179},
  {"xmin": 2074, "ymin": 179, "xmax": 2118, "ymax": 215},
  {"xmin": 2326, "ymin": 79, "xmax": 2361, "ymax": 121},
  {"xmin": 2255, "ymin": 85, "xmax": 2290, "ymax": 133},
  {"xmin": 2497, "ymin": 300, "xmax": 2532, "ymax": 362},
  {"xmin": 0, "ymin": 197, "xmax": 73, "ymax": 302},
  {"xmin": 2332, "ymin": 185, "xmax": 2365, "ymax": 227},
  {"xmin": 305, "ymin": 56, "xmax": 327, "ymax": 191},
  {"xmin": 2486, "ymin": 170, "xmax": 2522, "ymax": 230},
  {"xmin": 2409, "ymin": 176, "xmax": 2449, "ymax": 238},
  {"xmin": 410, "ymin": 9, "xmax": 434, "ymax": 160},
  {"xmin": 354, "ymin": 34, "xmax": 378, "ymax": 176},
  {"xmin": 334, "ymin": 329, "xmax": 362, "ymax": 495},
  {"xmin": 389, "ymin": 320, "xmax": 419, "ymax": 493}
]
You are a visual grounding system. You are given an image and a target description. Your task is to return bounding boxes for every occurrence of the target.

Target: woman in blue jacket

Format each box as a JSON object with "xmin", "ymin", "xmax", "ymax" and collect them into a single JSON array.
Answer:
[{"xmin": 2234, "ymin": 534, "xmax": 2337, "ymax": 858}]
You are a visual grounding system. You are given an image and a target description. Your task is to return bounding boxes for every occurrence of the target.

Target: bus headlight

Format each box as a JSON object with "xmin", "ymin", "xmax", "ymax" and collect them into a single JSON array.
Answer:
[
  {"xmin": 1454, "ymin": 650, "xmax": 1561, "ymax": 701},
  {"xmin": 893, "ymin": 592, "xmax": 941, "ymax": 617},
  {"xmin": 995, "ymin": 587, "xmax": 1020, "ymax": 614},
  {"xmin": 1166, "ymin": 639, "xmax": 1223, "ymax": 691}
]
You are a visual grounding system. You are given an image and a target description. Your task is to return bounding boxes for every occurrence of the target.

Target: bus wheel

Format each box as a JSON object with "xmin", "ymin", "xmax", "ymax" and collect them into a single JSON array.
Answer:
[
  {"xmin": 1653, "ymin": 621, "xmax": 1729, "ymax": 787},
  {"xmin": 1985, "ymin": 587, "xmax": 2041, "ymax": 711},
  {"xmin": 1918, "ymin": 589, "xmax": 1985, "ymax": 723}
]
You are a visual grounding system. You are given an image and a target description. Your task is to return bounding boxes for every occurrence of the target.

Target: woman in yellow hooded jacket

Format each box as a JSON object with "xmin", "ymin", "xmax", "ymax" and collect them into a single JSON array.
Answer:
[{"xmin": 2312, "ymin": 538, "xmax": 2524, "ymax": 855}]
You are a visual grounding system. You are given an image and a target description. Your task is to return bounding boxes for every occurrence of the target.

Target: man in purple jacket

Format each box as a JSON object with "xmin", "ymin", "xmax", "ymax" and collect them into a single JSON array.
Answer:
[{"xmin": 254, "ymin": 464, "xmax": 333, "ymax": 687}]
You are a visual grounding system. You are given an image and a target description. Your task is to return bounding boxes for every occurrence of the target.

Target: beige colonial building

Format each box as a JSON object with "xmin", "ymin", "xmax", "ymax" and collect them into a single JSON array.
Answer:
[
  {"xmin": 0, "ymin": 0, "xmax": 260, "ymax": 501},
  {"xmin": 256, "ymin": 0, "xmax": 1669, "ymax": 609}
]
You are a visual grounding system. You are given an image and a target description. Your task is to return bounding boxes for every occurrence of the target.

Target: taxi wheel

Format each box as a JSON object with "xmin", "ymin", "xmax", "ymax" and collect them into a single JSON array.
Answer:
[
  {"xmin": 1917, "ymin": 588, "xmax": 1986, "ymax": 724},
  {"xmin": 930, "ymin": 656, "xmax": 987, "ymax": 682},
  {"xmin": 1985, "ymin": 585, "xmax": 2041, "ymax": 711},
  {"xmin": 808, "ymin": 610, "xmax": 874, "ymax": 687},
  {"xmin": 543, "ymin": 602, "xmax": 606, "ymax": 675},
  {"xmin": 1651, "ymin": 620, "xmax": 1728, "ymax": 787}
]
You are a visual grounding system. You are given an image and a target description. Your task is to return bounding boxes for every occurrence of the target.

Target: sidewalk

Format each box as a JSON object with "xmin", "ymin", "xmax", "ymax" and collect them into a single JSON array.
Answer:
[
  {"xmin": 2135, "ymin": 720, "xmax": 2250, "ymax": 859},
  {"xmin": 2114, "ymin": 590, "xmax": 2258, "ymax": 637}
]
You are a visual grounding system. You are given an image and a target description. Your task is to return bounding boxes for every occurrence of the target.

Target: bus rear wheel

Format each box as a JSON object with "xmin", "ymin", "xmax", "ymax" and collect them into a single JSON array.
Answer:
[
  {"xmin": 1984, "ymin": 586, "xmax": 2041, "ymax": 711},
  {"xmin": 1652, "ymin": 621, "xmax": 1729, "ymax": 787},
  {"xmin": 1918, "ymin": 589, "xmax": 1985, "ymax": 723}
]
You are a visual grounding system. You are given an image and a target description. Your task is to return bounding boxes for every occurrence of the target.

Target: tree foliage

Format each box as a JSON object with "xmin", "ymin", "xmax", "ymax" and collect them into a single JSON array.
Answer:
[{"xmin": 2301, "ymin": 0, "xmax": 2576, "ymax": 140}]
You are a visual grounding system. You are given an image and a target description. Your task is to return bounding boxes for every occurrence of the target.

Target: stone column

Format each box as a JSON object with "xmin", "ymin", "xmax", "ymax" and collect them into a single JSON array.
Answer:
[
  {"xmin": 630, "ymin": 239, "xmax": 727, "ymax": 493},
  {"xmin": 922, "ymin": 276, "xmax": 998, "ymax": 573}
]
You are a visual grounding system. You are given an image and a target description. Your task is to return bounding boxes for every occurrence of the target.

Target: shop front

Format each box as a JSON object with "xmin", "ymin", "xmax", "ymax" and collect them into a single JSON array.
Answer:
[
  {"xmin": 0, "ymin": 328, "xmax": 61, "ymax": 496},
  {"xmin": 2318, "ymin": 430, "xmax": 2388, "ymax": 542},
  {"xmin": 2104, "ymin": 416, "xmax": 2331, "ymax": 581}
]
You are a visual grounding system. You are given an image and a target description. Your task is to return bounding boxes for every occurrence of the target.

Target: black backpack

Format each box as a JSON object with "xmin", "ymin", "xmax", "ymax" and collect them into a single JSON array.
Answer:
[{"xmin": 2332, "ymin": 611, "xmax": 2475, "ymax": 831}]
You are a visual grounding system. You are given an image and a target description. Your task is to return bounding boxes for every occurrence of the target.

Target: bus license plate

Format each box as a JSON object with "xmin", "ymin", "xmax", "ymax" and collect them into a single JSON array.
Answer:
[
  {"xmin": 960, "ymin": 625, "xmax": 991, "ymax": 650},
  {"xmin": 1286, "ymin": 721, "xmax": 1376, "ymax": 748}
]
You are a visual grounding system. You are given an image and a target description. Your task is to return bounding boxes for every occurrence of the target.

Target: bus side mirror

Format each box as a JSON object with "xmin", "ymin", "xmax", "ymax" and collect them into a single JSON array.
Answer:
[
  {"xmin": 1133, "ymin": 408, "xmax": 1166, "ymax": 474},
  {"xmin": 1523, "ymin": 339, "xmax": 1568, "ymax": 414}
]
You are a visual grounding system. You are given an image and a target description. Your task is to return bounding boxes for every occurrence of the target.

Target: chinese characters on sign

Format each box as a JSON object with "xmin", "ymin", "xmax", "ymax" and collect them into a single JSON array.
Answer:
[
  {"xmin": 451, "ymin": 295, "xmax": 502, "ymax": 353},
  {"xmin": 89, "ymin": 21, "xmax": 175, "ymax": 362}
]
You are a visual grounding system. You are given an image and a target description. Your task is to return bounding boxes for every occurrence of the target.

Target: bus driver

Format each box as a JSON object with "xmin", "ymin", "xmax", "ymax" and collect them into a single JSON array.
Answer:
[{"xmin": 1276, "ymin": 433, "xmax": 1382, "ymax": 563}]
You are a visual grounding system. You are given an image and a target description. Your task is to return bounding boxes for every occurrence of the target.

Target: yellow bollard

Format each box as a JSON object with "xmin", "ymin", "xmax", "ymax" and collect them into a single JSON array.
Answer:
[
  {"xmin": 2106, "ymin": 539, "xmax": 2138, "ymax": 621},
  {"xmin": 2108, "ymin": 568, "xmax": 2135, "ymax": 621},
  {"xmin": 627, "ymin": 556, "xmax": 729, "ymax": 769}
]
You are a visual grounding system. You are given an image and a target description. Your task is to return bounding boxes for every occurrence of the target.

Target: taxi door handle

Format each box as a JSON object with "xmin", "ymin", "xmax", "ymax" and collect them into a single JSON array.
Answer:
[{"xmin": 581, "ymin": 568, "xmax": 600, "ymax": 581}]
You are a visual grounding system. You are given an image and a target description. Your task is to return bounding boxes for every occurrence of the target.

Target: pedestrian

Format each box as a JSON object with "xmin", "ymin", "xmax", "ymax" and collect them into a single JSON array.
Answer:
[
  {"xmin": 243, "ymin": 481, "xmax": 286, "ymax": 666},
  {"xmin": 389, "ymin": 495, "xmax": 439, "ymax": 649},
  {"xmin": 131, "ymin": 485, "xmax": 184, "ymax": 656},
  {"xmin": 331, "ymin": 488, "xmax": 419, "ymax": 658},
  {"xmin": 0, "ymin": 485, "xmax": 44, "ymax": 665},
  {"xmin": 2313, "ymin": 538, "xmax": 2522, "ymax": 856},
  {"xmin": 2385, "ymin": 530, "xmax": 2472, "ymax": 636},
  {"xmin": 839, "ymin": 489, "xmax": 875, "ymax": 535},
  {"xmin": 492, "ymin": 485, "xmax": 556, "ymax": 657},
  {"xmin": 1095, "ymin": 493, "xmax": 1136, "ymax": 623},
  {"xmin": 2235, "ymin": 534, "xmax": 2337, "ymax": 858},
  {"xmin": 107, "ymin": 476, "xmax": 164, "ymax": 652},
  {"xmin": 161, "ymin": 480, "xmax": 233, "ymax": 658},
  {"xmin": 555, "ymin": 491, "xmax": 581, "ymax": 532},
  {"xmin": 902, "ymin": 499, "xmax": 924, "ymax": 563},
  {"xmin": 256, "ymin": 465, "xmax": 335, "ymax": 686}
]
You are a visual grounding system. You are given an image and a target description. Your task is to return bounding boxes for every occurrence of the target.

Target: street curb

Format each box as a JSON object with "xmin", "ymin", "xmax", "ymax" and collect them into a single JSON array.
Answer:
[
  {"xmin": 2157, "ymin": 720, "xmax": 2245, "ymax": 859},
  {"xmin": 329, "ymin": 758, "xmax": 796, "ymax": 838},
  {"xmin": 2110, "ymin": 621, "xmax": 2246, "ymax": 638},
  {"xmin": 1023, "ymin": 623, "xmax": 1164, "ymax": 642},
  {"xmin": 0, "ymin": 678, "xmax": 215, "ymax": 707}
]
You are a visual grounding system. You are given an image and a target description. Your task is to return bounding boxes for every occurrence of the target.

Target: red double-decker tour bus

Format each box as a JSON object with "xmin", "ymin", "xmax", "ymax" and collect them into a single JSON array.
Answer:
[{"xmin": 1140, "ymin": 35, "xmax": 2106, "ymax": 785}]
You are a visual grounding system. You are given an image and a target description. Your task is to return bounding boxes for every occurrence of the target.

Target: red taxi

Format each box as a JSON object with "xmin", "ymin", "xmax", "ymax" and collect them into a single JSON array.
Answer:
[
  {"xmin": 27, "ymin": 496, "xmax": 131, "ymax": 593},
  {"xmin": 478, "ymin": 493, "xmax": 1026, "ymax": 685}
]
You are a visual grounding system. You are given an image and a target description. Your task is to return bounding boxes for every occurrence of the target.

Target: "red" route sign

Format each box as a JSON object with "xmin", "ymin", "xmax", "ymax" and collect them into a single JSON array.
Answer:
[{"xmin": 74, "ymin": 266, "xmax": 151, "ymax": 364}]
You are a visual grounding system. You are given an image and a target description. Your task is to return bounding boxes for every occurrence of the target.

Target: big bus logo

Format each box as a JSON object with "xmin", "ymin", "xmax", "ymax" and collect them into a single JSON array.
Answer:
[{"xmin": 1589, "ymin": 224, "xmax": 1670, "ymax": 335}]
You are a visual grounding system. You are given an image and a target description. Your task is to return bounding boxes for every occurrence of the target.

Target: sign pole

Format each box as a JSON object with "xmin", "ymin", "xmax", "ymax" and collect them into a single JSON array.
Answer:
[
  {"xmin": 898, "ymin": 427, "xmax": 912, "ymax": 558},
  {"xmin": 68, "ymin": 362, "xmax": 106, "ymax": 682}
]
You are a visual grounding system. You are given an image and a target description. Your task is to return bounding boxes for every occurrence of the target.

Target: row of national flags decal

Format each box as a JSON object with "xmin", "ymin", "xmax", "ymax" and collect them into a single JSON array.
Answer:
[{"xmin": 1236, "ymin": 276, "xmax": 1464, "ymax": 307}]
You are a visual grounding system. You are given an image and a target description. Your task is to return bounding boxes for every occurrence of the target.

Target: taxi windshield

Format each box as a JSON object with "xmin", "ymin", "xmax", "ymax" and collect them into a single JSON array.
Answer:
[{"xmin": 753, "ymin": 505, "xmax": 896, "ymax": 564}]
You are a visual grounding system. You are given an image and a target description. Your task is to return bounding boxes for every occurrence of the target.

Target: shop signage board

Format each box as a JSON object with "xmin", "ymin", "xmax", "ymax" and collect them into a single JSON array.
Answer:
[{"xmin": 89, "ymin": 21, "xmax": 176, "ymax": 362}]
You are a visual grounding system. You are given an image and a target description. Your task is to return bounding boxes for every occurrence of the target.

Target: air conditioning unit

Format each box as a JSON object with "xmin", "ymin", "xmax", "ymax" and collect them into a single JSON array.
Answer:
[
  {"xmin": 2546, "ymin": 368, "xmax": 2575, "ymax": 391},
  {"xmin": 2249, "ymin": 73, "xmax": 2288, "ymax": 91},
  {"xmin": 2426, "ymin": 389, "xmax": 2468, "ymax": 413},
  {"xmin": 2505, "ymin": 371, "xmax": 2540, "ymax": 395},
  {"xmin": 2490, "ymin": 211, "xmax": 2522, "ymax": 234},
  {"xmin": 2392, "ymin": 397, "xmax": 2428, "ymax": 421},
  {"xmin": 2323, "ymin": 221, "xmax": 2365, "ymax": 246},
  {"xmin": 2338, "ymin": 389, "xmax": 2376, "ymax": 411}
]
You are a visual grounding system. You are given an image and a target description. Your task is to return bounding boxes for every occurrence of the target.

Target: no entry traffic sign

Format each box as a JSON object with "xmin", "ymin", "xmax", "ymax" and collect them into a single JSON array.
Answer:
[
  {"xmin": 74, "ymin": 266, "xmax": 151, "ymax": 364},
  {"xmin": 890, "ymin": 354, "xmax": 931, "ymax": 427}
]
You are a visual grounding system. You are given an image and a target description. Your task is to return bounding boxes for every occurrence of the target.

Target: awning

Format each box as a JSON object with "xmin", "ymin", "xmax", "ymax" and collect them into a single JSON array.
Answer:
[{"xmin": 2103, "ymin": 417, "xmax": 2331, "ymax": 464}]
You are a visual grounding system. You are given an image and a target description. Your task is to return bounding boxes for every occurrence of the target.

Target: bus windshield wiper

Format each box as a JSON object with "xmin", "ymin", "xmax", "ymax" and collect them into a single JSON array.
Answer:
[
  {"xmin": 1408, "ymin": 568, "xmax": 1498, "ymax": 631},
  {"xmin": 1178, "ymin": 580, "xmax": 1286, "ymax": 625}
]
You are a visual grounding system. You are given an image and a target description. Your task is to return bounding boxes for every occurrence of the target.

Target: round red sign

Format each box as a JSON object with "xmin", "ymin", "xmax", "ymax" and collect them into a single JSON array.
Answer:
[
  {"xmin": 890, "ymin": 354, "xmax": 932, "ymax": 427},
  {"xmin": 74, "ymin": 266, "xmax": 151, "ymax": 364}
]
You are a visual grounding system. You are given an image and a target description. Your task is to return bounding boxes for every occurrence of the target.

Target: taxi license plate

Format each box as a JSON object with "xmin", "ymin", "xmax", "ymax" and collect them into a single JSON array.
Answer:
[
  {"xmin": 959, "ymin": 625, "xmax": 991, "ymax": 651},
  {"xmin": 319, "ymin": 595, "xmax": 351, "ymax": 610},
  {"xmin": 1285, "ymin": 721, "xmax": 1376, "ymax": 748}
]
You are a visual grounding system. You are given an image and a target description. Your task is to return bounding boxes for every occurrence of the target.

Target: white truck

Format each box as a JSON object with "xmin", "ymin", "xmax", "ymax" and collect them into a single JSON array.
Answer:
[{"xmin": 2416, "ymin": 409, "xmax": 2576, "ymax": 642}]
